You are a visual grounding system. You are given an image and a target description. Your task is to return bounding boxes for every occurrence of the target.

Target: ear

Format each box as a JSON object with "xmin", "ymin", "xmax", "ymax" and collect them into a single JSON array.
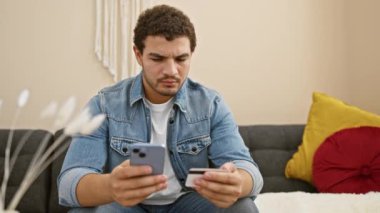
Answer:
[{"xmin": 133, "ymin": 46, "xmax": 143, "ymax": 66}]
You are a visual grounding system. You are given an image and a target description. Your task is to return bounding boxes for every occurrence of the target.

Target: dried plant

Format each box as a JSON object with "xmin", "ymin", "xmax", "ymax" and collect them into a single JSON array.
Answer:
[{"xmin": 0, "ymin": 90, "xmax": 105, "ymax": 212}]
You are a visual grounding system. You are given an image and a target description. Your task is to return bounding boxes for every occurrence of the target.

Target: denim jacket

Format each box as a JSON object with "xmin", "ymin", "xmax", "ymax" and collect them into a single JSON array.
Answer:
[{"xmin": 58, "ymin": 73, "xmax": 263, "ymax": 207}]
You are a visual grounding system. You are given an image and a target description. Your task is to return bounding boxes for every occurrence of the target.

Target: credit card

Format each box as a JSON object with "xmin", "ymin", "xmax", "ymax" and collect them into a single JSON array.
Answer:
[{"xmin": 185, "ymin": 168, "xmax": 225, "ymax": 187}]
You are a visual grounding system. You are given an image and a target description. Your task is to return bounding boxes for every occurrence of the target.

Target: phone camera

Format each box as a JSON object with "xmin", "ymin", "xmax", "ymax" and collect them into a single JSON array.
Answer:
[
  {"xmin": 133, "ymin": 148, "xmax": 139, "ymax": 153},
  {"xmin": 139, "ymin": 152, "xmax": 146, "ymax": 158}
]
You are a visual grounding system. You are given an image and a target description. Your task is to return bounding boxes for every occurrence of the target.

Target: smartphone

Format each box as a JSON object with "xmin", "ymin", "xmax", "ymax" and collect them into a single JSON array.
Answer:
[
  {"xmin": 129, "ymin": 144, "xmax": 165, "ymax": 175},
  {"xmin": 185, "ymin": 168, "xmax": 226, "ymax": 187}
]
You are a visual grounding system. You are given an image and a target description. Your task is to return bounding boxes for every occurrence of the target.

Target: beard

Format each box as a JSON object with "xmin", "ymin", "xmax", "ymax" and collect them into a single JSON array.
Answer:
[{"xmin": 144, "ymin": 73, "xmax": 183, "ymax": 97}]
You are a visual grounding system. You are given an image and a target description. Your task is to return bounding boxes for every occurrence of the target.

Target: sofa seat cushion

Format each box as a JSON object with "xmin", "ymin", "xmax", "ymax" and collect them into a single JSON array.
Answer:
[{"xmin": 313, "ymin": 126, "xmax": 380, "ymax": 193}]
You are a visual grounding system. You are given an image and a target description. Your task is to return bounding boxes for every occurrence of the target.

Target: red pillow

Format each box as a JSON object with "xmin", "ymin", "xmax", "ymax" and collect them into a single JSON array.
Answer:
[{"xmin": 313, "ymin": 126, "xmax": 380, "ymax": 193}]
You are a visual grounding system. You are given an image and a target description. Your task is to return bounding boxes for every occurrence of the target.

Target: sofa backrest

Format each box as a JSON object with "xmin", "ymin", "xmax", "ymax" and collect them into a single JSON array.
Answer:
[
  {"xmin": 0, "ymin": 129, "xmax": 53, "ymax": 213},
  {"xmin": 239, "ymin": 124, "xmax": 316, "ymax": 193}
]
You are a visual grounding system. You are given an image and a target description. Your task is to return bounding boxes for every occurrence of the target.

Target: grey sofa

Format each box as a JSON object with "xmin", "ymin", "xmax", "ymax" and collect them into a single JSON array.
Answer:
[
  {"xmin": 0, "ymin": 129, "xmax": 71, "ymax": 213},
  {"xmin": 0, "ymin": 125, "xmax": 315, "ymax": 213}
]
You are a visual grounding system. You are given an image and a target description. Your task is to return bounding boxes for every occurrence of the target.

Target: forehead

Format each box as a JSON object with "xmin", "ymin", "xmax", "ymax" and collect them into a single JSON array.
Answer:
[{"xmin": 143, "ymin": 36, "xmax": 191, "ymax": 56}]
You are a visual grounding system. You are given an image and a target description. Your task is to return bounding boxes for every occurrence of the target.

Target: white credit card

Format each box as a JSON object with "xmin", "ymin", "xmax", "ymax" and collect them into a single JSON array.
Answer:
[{"xmin": 185, "ymin": 168, "xmax": 225, "ymax": 187}]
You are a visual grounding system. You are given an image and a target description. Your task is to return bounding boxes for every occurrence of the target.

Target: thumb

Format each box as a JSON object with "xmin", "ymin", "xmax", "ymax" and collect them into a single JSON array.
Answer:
[
  {"xmin": 119, "ymin": 159, "xmax": 131, "ymax": 168},
  {"xmin": 220, "ymin": 162, "xmax": 237, "ymax": 172}
]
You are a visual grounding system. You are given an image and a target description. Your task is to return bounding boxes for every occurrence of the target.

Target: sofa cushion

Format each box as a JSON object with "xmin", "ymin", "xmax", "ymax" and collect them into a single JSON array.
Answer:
[
  {"xmin": 239, "ymin": 125, "xmax": 316, "ymax": 193},
  {"xmin": 285, "ymin": 92, "xmax": 380, "ymax": 183},
  {"xmin": 0, "ymin": 129, "xmax": 53, "ymax": 213},
  {"xmin": 313, "ymin": 126, "xmax": 380, "ymax": 193}
]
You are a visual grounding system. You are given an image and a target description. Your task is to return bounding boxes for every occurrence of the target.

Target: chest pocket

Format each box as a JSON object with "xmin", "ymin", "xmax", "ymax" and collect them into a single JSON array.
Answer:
[
  {"xmin": 177, "ymin": 135, "xmax": 211, "ymax": 155},
  {"xmin": 176, "ymin": 135, "xmax": 211, "ymax": 169},
  {"xmin": 110, "ymin": 136, "xmax": 138, "ymax": 157}
]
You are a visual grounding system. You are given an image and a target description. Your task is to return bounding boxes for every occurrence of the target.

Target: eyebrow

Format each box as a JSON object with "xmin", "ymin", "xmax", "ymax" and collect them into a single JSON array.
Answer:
[{"xmin": 148, "ymin": 53, "xmax": 190, "ymax": 59}]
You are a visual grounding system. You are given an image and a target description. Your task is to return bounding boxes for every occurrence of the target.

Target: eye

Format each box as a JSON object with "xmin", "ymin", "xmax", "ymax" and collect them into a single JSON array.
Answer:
[
  {"xmin": 151, "ymin": 57, "xmax": 163, "ymax": 62},
  {"xmin": 176, "ymin": 57, "xmax": 187, "ymax": 62}
]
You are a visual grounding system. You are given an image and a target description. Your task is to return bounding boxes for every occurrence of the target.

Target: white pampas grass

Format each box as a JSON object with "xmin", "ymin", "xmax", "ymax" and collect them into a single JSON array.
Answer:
[
  {"xmin": 1, "ymin": 89, "xmax": 31, "ymax": 210},
  {"xmin": 40, "ymin": 101, "xmax": 58, "ymax": 119},
  {"xmin": 64, "ymin": 107, "xmax": 91, "ymax": 135},
  {"xmin": 54, "ymin": 96, "xmax": 76, "ymax": 129},
  {"xmin": 80, "ymin": 114, "xmax": 106, "ymax": 135},
  {"xmin": 64, "ymin": 107, "xmax": 106, "ymax": 136},
  {"xmin": 1, "ymin": 94, "xmax": 105, "ymax": 212},
  {"xmin": 17, "ymin": 89, "xmax": 29, "ymax": 108}
]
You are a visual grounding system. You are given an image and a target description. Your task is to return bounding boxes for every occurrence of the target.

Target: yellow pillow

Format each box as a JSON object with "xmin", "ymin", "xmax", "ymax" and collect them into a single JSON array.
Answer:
[{"xmin": 285, "ymin": 92, "xmax": 380, "ymax": 183}]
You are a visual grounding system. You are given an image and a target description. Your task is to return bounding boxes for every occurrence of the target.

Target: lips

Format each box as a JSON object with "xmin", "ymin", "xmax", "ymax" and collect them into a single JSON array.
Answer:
[
  {"xmin": 159, "ymin": 78, "xmax": 179, "ymax": 86},
  {"xmin": 161, "ymin": 79, "xmax": 176, "ymax": 83}
]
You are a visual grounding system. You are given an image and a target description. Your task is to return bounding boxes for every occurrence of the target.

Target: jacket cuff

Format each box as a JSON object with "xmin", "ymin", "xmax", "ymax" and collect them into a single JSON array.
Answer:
[
  {"xmin": 58, "ymin": 167, "xmax": 98, "ymax": 207},
  {"xmin": 233, "ymin": 160, "xmax": 264, "ymax": 196}
]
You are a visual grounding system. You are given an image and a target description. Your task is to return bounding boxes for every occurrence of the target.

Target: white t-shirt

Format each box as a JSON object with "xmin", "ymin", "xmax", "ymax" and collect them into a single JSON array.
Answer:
[{"xmin": 142, "ymin": 98, "xmax": 185, "ymax": 205}]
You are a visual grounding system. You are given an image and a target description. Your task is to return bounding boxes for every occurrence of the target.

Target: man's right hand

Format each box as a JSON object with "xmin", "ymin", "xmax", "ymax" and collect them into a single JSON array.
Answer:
[{"xmin": 107, "ymin": 160, "xmax": 167, "ymax": 207}]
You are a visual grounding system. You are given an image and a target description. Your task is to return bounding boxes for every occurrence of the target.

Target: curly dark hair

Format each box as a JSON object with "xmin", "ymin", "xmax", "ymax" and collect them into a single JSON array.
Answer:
[{"xmin": 133, "ymin": 5, "xmax": 197, "ymax": 53}]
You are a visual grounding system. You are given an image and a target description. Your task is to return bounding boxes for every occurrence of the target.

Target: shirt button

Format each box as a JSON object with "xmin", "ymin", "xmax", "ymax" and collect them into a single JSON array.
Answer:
[
  {"xmin": 169, "ymin": 119, "xmax": 174, "ymax": 124},
  {"xmin": 191, "ymin": 147, "xmax": 197, "ymax": 152}
]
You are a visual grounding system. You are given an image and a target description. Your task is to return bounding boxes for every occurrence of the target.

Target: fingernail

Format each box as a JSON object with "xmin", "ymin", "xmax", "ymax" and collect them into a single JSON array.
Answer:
[
  {"xmin": 145, "ymin": 166, "xmax": 152, "ymax": 173},
  {"xmin": 194, "ymin": 178, "xmax": 202, "ymax": 185},
  {"xmin": 160, "ymin": 183, "xmax": 167, "ymax": 189}
]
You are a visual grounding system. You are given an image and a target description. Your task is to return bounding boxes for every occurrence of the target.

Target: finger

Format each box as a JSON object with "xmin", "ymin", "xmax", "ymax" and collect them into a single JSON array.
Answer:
[
  {"xmin": 203, "ymin": 170, "xmax": 241, "ymax": 185},
  {"xmin": 118, "ymin": 160, "xmax": 153, "ymax": 178},
  {"xmin": 195, "ymin": 178, "xmax": 241, "ymax": 196},
  {"xmin": 122, "ymin": 175, "xmax": 167, "ymax": 190},
  {"xmin": 122, "ymin": 181, "xmax": 167, "ymax": 200},
  {"xmin": 111, "ymin": 174, "xmax": 167, "ymax": 193},
  {"xmin": 220, "ymin": 162, "xmax": 237, "ymax": 172},
  {"xmin": 114, "ymin": 163, "xmax": 152, "ymax": 179},
  {"xmin": 195, "ymin": 186, "xmax": 237, "ymax": 206},
  {"xmin": 119, "ymin": 160, "xmax": 131, "ymax": 167}
]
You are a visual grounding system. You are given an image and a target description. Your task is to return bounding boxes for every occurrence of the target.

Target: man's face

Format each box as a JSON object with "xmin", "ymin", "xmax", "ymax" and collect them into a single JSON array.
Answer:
[{"xmin": 134, "ymin": 36, "xmax": 192, "ymax": 104}]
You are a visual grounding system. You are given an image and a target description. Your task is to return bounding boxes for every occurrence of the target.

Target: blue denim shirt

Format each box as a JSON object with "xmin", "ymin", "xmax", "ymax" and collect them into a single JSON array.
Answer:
[{"xmin": 58, "ymin": 73, "xmax": 263, "ymax": 207}]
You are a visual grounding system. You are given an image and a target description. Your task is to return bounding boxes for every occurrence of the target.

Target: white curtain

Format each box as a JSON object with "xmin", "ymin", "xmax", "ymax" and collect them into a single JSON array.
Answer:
[{"xmin": 95, "ymin": 0, "xmax": 155, "ymax": 82}]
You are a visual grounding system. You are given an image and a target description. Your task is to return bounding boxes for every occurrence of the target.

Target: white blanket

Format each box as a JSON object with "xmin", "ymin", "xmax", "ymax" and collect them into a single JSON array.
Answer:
[{"xmin": 255, "ymin": 191, "xmax": 380, "ymax": 213}]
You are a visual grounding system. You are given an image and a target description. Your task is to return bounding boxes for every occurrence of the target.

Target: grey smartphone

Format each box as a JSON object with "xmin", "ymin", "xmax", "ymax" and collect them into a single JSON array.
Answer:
[{"xmin": 129, "ymin": 144, "xmax": 165, "ymax": 175}]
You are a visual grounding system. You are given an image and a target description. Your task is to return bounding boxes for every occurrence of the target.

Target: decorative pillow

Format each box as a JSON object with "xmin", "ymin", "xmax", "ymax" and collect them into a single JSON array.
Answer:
[
  {"xmin": 313, "ymin": 126, "xmax": 380, "ymax": 193},
  {"xmin": 285, "ymin": 92, "xmax": 380, "ymax": 183}
]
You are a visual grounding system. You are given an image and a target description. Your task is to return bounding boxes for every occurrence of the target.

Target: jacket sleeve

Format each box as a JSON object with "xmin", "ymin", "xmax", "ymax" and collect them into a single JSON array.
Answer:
[
  {"xmin": 57, "ymin": 94, "xmax": 109, "ymax": 207},
  {"xmin": 208, "ymin": 95, "xmax": 263, "ymax": 196}
]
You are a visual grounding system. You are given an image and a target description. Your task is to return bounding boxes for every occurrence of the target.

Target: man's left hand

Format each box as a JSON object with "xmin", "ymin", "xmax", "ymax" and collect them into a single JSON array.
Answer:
[{"xmin": 194, "ymin": 162, "xmax": 243, "ymax": 208}]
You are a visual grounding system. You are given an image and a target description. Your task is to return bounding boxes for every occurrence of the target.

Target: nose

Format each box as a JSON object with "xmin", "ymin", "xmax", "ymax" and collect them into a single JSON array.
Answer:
[{"xmin": 163, "ymin": 59, "xmax": 178, "ymax": 76}]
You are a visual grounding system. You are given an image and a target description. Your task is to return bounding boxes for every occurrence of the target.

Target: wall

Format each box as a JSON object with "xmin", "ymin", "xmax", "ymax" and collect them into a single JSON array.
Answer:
[
  {"xmin": 0, "ymin": 0, "xmax": 378, "ymax": 130},
  {"xmin": 157, "ymin": 0, "xmax": 350, "ymax": 124},
  {"xmin": 347, "ymin": 0, "xmax": 380, "ymax": 114},
  {"xmin": 0, "ymin": 0, "xmax": 113, "ymax": 130}
]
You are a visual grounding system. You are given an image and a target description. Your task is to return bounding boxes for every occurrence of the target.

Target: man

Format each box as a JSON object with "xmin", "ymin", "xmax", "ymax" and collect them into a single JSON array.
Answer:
[{"xmin": 58, "ymin": 4, "xmax": 263, "ymax": 213}]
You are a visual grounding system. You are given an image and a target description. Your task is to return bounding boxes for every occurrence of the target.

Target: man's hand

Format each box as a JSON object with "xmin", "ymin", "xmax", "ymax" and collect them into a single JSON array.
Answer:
[
  {"xmin": 107, "ymin": 160, "xmax": 167, "ymax": 207},
  {"xmin": 194, "ymin": 162, "xmax": 251, "ymax": 208}
]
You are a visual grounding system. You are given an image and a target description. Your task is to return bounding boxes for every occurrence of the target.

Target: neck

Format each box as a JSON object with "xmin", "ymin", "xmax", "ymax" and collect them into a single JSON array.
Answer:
[{"xmin": 145, "ymin": 94, "xmax": 173, "ymax": 104}]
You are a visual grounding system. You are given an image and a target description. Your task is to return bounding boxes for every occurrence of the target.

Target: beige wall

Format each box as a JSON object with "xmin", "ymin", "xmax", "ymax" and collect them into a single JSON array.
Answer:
[
  {"xmin": 0, "ymin": 0, "xmax": 379, "ymax": 129},
  {"xmin": 347, "ymin": 0, "xmax": 380, "ymax": 114}
]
